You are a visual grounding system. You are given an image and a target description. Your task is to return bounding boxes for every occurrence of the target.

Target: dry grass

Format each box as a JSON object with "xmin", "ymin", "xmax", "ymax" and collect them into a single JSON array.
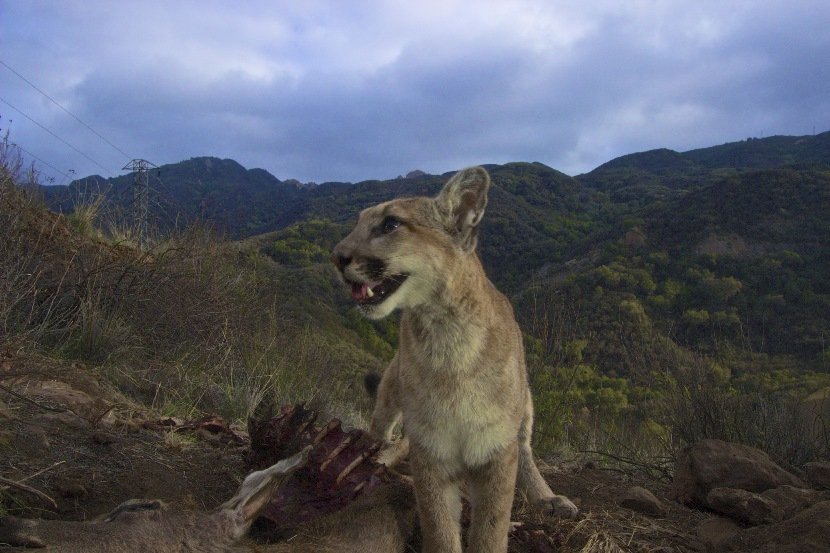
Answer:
[
  {"xmin": 509, "ymin": 501, "xmax": 704, "ymax": 553},
  {"xmin": 557, "ymin": 509, "xmax": 700, "ymax": 553},
  {"xmin": 0, "ymin": 138, "xmax": 372, "ymax": 427}
]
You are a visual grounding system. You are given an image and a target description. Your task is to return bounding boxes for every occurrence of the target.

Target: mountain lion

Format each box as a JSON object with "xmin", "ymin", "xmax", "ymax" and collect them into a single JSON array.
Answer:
[{"xmin": 332, "ymin": 167, "xmax": 578, "ymax": 553}]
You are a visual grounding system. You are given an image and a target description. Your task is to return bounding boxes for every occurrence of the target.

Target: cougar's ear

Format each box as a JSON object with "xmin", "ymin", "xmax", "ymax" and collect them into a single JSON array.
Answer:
[{"xmin": 435, "ymin": 166, "xmax": 490, "ymax": 252}]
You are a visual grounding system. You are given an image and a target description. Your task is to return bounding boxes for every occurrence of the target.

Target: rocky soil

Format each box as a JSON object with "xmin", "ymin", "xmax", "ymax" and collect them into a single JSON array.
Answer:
[{"xmin": 1, "ymin": 350, "xmax": 828, "ymax": 552}]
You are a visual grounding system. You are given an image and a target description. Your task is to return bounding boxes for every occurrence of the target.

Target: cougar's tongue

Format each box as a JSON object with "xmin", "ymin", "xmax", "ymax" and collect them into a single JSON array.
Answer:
[{"xmin": 351, "ymin": 282, "xmax": 375, "ymax": 302}]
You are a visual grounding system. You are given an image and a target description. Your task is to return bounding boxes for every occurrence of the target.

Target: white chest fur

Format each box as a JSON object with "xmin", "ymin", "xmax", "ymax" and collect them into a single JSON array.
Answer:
[{"xmin": 398, "ymin": 313, "xmax": 521, "ymax": 469}]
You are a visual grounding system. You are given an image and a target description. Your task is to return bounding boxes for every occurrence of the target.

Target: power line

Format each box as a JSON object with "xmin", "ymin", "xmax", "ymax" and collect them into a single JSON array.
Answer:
[
  {"xmin": 0, "ymin": 96, "xmax": 115, "ymax": 177},
  {"xmin": 0, "ymin": 58, "xmax": 132, "ymax": 160},
  {"xmin": 9, "ymin": 142, "xmax": 76, "ymax": 184}
]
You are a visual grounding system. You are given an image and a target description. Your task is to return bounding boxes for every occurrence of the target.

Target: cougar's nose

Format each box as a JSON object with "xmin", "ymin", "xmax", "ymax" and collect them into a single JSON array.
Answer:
[{"xmin": 331, "ymin": 248, "xmax": 351, "ymax": 272}]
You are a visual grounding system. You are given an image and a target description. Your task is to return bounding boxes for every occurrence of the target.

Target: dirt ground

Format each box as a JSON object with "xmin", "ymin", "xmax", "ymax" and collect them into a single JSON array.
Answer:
[
  {"xmin": 0, "ymin": 350, "xmax": 799, "ymax": 553},
  {"xmin": 0, "ymin": 352, "xmax": 245, "ymax": 519}
]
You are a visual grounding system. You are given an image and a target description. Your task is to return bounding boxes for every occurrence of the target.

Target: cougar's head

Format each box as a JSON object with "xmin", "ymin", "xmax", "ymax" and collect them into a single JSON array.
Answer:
[{"xmin": 332, "ymin": 167, "xmax": 490, "ymax": 319}]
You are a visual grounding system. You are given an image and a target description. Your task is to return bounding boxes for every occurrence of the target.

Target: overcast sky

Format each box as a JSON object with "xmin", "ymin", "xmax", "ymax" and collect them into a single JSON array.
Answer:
[{"xmin": 1, "ymin": 1, "xmax": 829, "ymax": 184}]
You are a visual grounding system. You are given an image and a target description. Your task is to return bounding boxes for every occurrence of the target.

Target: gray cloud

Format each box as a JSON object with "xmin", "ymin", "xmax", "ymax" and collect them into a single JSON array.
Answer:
[{"xmin": 1, "ymin": 0, "xmax": 828, "ymax": 184}]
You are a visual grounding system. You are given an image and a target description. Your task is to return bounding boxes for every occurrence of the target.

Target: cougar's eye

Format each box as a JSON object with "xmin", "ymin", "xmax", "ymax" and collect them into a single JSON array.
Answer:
[{"xmin": 381, "ymin": 216, "xmax": 401, "ymax": 234}]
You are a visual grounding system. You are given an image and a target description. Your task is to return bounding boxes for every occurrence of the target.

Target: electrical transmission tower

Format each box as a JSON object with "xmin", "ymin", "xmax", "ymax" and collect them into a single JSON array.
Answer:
[{"xmin": 122, "ymin": 159, "xmax": 156, "ymax": 246}]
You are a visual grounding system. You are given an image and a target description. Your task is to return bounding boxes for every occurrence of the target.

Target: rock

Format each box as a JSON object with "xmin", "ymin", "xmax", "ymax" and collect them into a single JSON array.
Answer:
[
  {"xmin": 619, "ymin": 486, "xmax": 666, "ymax": 517},
  {"xmin": 696, "ymin": 517, "xmax": 740, "ymax": 550},
  {"xmin": 761, "ymin": 485, "xmax": 830, "ymax": 519},
  {"xmin": 804, "ymin": 461, "xmax": 830, "ymax": 490},
  {"xmin": 721, "ymin": 500, "xmax": 830, "ymax": 553},
  {"xmin": 671, "ymin": 439, "xmax": 804, "ymax": 506},
  {"xmin": 706, "ymin": 487, "xmax": 782, "ymax": 525}
]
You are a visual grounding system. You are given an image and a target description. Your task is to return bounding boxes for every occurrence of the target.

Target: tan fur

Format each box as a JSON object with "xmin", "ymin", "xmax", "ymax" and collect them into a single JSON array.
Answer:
[
  {"xmin": 0, "ymin": 449, "xmax": 417, "ymax": 553},
  {"xmin": 0, "ymin": 449, "xmax": 312, "ymax": 552},
  {"xmin": 332, "ymin": 167, "xmax": 578, "ymax": 553}
]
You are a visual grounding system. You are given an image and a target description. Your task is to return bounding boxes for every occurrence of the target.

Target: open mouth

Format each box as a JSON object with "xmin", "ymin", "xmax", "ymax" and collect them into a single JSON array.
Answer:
[{"xmin": 349, "ymin": 274, "xmax": 408, "ymax": 305}]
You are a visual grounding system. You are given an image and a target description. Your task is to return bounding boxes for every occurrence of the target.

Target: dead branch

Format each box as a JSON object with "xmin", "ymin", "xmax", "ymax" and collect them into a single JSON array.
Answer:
[
  {"xmin": 578, "ymin": 449, "xmax": 673, "ymax": 481},
  {"xmin": 0, "ymin": 475, "xmax": 58, "ymax": 508},
  {"xmin": 17, "ymin": 460, "xmax": 66, "ymax": 483}
]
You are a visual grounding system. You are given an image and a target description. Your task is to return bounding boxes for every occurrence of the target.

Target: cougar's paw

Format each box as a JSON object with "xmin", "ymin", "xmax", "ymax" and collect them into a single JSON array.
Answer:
[
  {"xmin": 376, "ymin": 436, "xmax": 409, "ymax": 467},
  {"xmin": 538, "ymin": 494, "xmax": 579, "ymax": 519}
]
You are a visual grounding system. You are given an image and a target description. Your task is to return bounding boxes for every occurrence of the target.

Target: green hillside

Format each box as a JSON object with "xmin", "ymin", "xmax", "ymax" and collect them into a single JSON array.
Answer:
[
  {"xmin": 25, "ymin": 131, "xmax": 830, "ymax": 466},
  {"xmin": 522, "ymin": 168, "xmax": 830, "ymax": 374}
]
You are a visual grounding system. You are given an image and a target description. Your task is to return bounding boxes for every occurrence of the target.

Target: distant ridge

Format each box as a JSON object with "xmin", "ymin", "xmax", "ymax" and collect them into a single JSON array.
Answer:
[
  {"xmin": 39, "ymin": 130, "xmax": 830, "ymax": 245},
  {"xmin": 588, "ymin": 131, "xmax": 830, "ymax": 176}
]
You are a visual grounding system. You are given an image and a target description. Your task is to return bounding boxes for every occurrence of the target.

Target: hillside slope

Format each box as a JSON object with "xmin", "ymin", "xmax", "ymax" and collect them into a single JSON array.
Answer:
[{"xmin": 30, "ymin": 131, "xmax": 830, "ymax": 464}]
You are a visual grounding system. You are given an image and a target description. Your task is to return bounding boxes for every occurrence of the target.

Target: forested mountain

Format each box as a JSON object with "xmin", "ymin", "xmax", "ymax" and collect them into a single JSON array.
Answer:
[
  {"xmin": 40, "ymin": 132, "xmax": 830, "ymax": 381},
  {"xmin": 522, "ymin": 168, "xmax": 830, "ymax": 383},
  {"xmin": 43, "ymin": 157, "xmax": 309, "ymax": 235},
  {"xmin": 43, "ymin": 131, "xmax": 830, "ymax": 237}
]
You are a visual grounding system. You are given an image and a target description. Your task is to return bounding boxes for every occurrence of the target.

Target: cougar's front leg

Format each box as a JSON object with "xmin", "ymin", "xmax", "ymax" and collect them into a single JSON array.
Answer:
[
  {"xmin": 368, "ymin": 357, "xmax": 410, "ymax": 467},
  {"xmin": 467, "ymin": 441, "xmax": 519, "ymax": 553},
  {"xmin": 410, "ymin": 443, "xmax": 463, "ymax": 553},
  {"xmin": 369, "ymin": 356, "xmax": 402, "ymax": 442}
]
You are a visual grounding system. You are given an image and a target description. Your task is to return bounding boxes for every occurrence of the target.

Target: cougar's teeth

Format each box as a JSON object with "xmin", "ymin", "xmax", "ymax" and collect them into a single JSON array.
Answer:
[{"xmin": 366, "ymin": 287, "xmax": 375, "ymax": 298}]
